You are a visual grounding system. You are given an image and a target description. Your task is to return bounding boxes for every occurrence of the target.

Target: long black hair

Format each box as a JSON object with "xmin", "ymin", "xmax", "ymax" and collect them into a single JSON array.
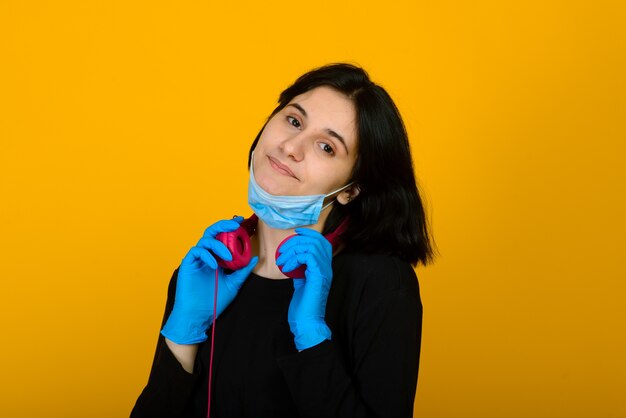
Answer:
[{"xmin": 248, "ymin": 63, "xmax": 436, "ymax": 266}]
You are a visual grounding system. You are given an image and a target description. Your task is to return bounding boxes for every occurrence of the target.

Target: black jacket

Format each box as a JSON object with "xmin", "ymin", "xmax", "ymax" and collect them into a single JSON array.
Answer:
[{"xmin": 131, "ymin": 251, "xmax": 422, "ymax": 417}]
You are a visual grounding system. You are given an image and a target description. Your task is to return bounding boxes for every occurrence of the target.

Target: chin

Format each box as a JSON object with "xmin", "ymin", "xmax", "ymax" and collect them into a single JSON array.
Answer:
[
  {"xmin": 256, "ymin": 173, "xmax": 288, "ymax": 196},
  {"xmin": 255, "ymin": 165, "xmax": 297, "ymax": 196}
]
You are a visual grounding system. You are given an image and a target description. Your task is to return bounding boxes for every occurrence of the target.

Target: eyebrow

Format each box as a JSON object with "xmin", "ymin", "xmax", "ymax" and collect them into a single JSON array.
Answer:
[{"xmin": 287, "ymin": 103, "xmax": 350, "ymax": 155}]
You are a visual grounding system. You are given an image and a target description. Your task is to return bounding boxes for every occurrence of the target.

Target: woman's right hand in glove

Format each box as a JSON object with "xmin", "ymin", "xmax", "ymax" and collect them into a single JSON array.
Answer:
[{"xmin": 161, "ymin": 216, "xmax": 258, "ymax": 344}]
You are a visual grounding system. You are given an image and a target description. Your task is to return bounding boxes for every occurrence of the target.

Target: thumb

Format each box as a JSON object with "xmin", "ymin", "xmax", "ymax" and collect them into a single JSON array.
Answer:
[
  {"xmin": 226, "ymin": 256, "xmax": 258, "ymax": 289},
  {"xmin": 292, "ymin": 278, "xmax": 305, "ymax": 291}
]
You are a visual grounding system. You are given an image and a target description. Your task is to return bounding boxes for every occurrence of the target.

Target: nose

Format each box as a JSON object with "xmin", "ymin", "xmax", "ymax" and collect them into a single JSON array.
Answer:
[{"xmin": 280, "ymin": 132, "xmax": 306, "ymax": 162}]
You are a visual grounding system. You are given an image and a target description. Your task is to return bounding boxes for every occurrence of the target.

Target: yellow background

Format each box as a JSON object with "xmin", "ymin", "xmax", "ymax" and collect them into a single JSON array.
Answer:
[{"xmin": 1, "ymin": 1, "xmax": 624, "ymax": 417}]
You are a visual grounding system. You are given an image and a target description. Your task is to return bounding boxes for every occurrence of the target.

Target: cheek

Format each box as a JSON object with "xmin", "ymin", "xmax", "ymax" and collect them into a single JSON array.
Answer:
[
  {"xmin": 258, "ymin": 116, "xmax": 285, "ymax": 142},
  {"xmin": 308, "ymin": 160, "xmax": 354, "ymax": 193},
  {"xmin": 255, "ymin": 131, "xmax": 270, "ymax": 151},
  {"xmin": 253, "ymin": 124, "xmax": 274, "ymax": 151}
]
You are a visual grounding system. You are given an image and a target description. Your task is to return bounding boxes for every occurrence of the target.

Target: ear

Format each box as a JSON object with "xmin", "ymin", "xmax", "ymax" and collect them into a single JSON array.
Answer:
[{"xmin": 337, "ymin": 185, "xmax": 361, "ymax": 205}]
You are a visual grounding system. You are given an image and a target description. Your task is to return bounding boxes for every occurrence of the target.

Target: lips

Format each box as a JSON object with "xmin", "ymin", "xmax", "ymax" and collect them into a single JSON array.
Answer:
[{"xmin": 268, "ymin": 156, "xmax": 298, "ymax": 180}]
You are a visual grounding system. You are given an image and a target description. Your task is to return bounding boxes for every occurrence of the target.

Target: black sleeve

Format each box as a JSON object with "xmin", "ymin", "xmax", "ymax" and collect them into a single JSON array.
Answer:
[
  {"xmin": 131, "ymin": 268, "xmax": 201, "ymax": 418},
  {"xmin": 276, "ymin": 260, "xmax": 422, "ymax": 418}
]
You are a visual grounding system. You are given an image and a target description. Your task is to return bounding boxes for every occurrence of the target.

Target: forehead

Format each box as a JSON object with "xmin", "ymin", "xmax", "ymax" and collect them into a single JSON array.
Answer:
[{"xmin": 287, "ymin": 86, "xmax": 358, "ymax": 150}]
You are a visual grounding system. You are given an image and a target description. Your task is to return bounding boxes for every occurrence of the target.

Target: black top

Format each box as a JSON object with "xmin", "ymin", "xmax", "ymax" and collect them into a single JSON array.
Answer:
[{"xmin": 131, "ymin": 251, "xmax": 422, "ymax": 418}]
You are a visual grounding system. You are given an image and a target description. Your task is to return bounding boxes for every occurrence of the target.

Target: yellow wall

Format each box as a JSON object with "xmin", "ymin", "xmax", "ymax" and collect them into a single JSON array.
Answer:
[{"xmin": 1, "ymin": 1, "xmax": 624, "ymax": 416}]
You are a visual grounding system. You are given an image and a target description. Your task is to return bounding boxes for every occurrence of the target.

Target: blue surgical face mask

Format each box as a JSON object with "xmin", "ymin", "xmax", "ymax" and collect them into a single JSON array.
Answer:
[{"xmin": 248, "ymin": 152, "xmax": 353, "ymax": 230}]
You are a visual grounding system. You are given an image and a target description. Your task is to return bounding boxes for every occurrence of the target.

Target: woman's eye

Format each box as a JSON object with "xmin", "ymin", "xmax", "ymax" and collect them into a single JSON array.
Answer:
[
  {"xmin": 318, "ymin": 142, "xmax": 335, "ymax": 155},
  {"xmin": 286, "ymin": 116, "xmax": 301, "ymax": 128}
]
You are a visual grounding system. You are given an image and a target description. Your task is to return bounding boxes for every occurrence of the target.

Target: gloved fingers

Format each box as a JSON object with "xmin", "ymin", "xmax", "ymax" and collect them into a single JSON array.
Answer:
[
  {"xmin": 276, "ymin": 237, "xmax": 332, "ymax": 270},
  {"xmin": 277, "ymin": 235, "xmax": 331, "ymax": 261},
  {"xmin": 276, "ymin": 244, "xmax": 311, "ymax": 271},
  {"xmin": 294, "ymin": 227, "xmax": 325, "ymax": 239},
  {"xmin": 203, "ymin": 217, "xmax": 244, "ymax": 238},
  {"xmin": 182, "ymin": 246, "xmax": 218, "ymax": 270},
  {"xmin": 283, "ymin": 248, "xmax": 333, "ymax": 281},
  {"xmin": 278, "ymin": 237, "xmax": 327, "ymax": 258},
  {"xmin": 196, "ymin": 237, "xmax": 232, "ymax": 261},
  {"xmin": 285, "ymin": 228, "xmax": 330, "ymax": 249},
  {"xmin": 278, "ymin": 255, "xmax": 306, "ymax": 274},
  {"xmin": 281, "ymin": 251, "xmax": 325, "ymax": 276},
  {"xmin": 276, "ymin": 240, "xmax": 332, "ymax": 272},
  {"xmin": 275, "ymin": 247, "xmax": 294, "ymax": 268},
  {"xmin": 294, "ymin": 228, "xmax": 332, "ymax": 254},
  {"xmin": 224, "ymin": 256, "xmax": 258, "ymax": 292}
]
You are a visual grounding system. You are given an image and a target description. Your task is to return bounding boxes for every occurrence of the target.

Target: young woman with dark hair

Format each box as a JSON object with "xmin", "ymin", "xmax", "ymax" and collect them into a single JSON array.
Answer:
[{"xmin": 132, "ymin": 63, "xmax": 435, "ymax": 418}]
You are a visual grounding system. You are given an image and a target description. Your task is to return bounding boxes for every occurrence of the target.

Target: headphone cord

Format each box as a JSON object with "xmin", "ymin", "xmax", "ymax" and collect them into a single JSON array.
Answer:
[{"xmin": 207, "ymin": 269, "xmax": 218, "ymax": 418}]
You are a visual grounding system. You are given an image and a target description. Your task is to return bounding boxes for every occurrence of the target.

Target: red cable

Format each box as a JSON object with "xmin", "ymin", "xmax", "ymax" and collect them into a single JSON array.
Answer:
[{"xmin": 207, "ymin": 268, "xmax": 219, "ymax": 418}]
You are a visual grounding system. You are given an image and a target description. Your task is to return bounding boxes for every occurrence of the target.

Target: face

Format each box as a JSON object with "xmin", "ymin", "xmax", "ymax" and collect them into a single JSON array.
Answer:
[{"xmin": 252, "ymin": 86, "xmax": 358, "ymax": 199}]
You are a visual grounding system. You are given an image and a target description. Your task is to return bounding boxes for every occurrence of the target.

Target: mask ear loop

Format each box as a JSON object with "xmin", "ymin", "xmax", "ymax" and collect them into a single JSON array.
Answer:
[{"xmin": 320, "ymin": 182, "xmax": 354, "ymax": 211}]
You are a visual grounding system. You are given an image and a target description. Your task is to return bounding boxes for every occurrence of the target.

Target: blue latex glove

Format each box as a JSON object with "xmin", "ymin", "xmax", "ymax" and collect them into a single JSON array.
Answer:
[
  {"xmin": 276, "ymin": 228, "xmax": 333, "ymax": 351},
  {"xmin": 161, "ymin": 217, "xmax": 258, "ymax": 344}
]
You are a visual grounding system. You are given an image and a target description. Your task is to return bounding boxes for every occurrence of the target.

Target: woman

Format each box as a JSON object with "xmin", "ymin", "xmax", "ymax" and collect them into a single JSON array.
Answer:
[{"xmin": 131, "ymin": 63, "xmax": 435, "ymax": 418}]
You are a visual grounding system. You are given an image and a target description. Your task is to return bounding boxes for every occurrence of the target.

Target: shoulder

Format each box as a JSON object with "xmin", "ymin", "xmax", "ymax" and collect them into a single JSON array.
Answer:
[{"xmin": 332, "ymin": 251, "xmax": 420, "ymax": 301}]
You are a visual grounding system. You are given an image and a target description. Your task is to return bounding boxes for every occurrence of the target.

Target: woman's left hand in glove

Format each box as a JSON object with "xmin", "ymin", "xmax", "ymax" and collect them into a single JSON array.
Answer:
[{"xmin": 276, "ymin": 228, "xmax": 333, "ymax": 351}]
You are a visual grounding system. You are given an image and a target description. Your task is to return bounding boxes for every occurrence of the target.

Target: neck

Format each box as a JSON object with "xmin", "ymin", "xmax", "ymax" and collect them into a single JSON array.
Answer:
[{"xmin": 251, "ymin": 206, "xmax": 331, "ymax": 279}]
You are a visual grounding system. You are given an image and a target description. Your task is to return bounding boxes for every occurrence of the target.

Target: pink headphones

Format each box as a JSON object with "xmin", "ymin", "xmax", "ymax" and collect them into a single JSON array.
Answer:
[{"xmin": 215, "ymin": 214, "xmax": 348, "ymax": 278}]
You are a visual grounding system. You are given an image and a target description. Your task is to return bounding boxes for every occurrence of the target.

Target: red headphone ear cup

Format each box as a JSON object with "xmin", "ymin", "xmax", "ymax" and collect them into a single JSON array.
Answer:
[
  {"xmin": 216, "ymin": 227, "xmax": 251, "ymax": 270},
  {"xmin": 275, "ymin": 235, "xmax": 307, "ymax": 279}
]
